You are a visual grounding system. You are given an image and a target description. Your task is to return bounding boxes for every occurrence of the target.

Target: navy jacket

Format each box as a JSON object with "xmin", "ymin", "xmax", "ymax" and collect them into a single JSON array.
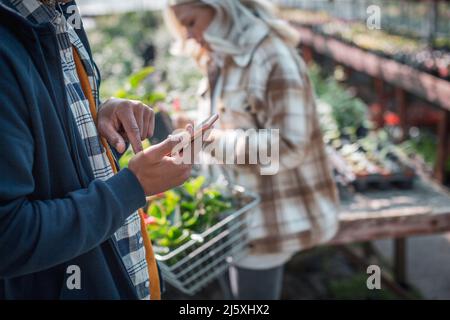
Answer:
[{"xmin": 0, "ymin": 1, "xmax": 147, "ymax": 299}]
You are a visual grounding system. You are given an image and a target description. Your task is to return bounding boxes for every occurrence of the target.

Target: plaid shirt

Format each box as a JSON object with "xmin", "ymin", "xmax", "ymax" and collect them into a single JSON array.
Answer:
[
  {"xmin": 199, "ymin": 33, "xmax": 340, "ymax": 257},
  {"xmin": 10, "ymin": 0, "xmax": 150, "ymax": 299}
]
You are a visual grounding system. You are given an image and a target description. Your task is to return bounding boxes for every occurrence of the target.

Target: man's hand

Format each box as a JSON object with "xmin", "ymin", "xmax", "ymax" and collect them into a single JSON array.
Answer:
[
  {"xmin": 128, "ymin": 129, "xmax": 194, "ymax": 196},
  {"xmin": 97, "ymin": 98, "xmax": 155, "ymax": 154}
]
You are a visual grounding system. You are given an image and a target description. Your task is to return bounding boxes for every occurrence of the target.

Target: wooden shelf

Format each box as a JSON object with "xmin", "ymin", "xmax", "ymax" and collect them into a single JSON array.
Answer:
[
  {"xmin": 296, "ymin": 26, "xmax": 450, "ymax": 111},
  {"xmin": 332, "ymin": 176, "xmax": 450, "ymax": 245}
]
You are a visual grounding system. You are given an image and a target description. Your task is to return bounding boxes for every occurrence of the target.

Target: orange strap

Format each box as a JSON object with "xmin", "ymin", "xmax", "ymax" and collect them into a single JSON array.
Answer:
[{"xmin": 72, "ymin": 47, "xmax": 161, "ymax": 300}]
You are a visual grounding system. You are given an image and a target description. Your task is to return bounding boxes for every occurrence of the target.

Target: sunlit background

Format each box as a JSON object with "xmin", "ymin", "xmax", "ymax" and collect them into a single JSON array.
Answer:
[{"xmin": 74, "ymin": 0, "xmax": 450, "ymax": 300}]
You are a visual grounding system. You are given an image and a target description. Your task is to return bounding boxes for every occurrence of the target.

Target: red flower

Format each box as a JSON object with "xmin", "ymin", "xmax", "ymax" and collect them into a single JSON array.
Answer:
[{"xmin": 384, "ymin": 111, "xmax": 400, "ymax": 126}]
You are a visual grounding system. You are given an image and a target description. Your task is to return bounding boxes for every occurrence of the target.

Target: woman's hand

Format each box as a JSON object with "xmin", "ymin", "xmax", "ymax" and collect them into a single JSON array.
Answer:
[{"xmin": 97, "ymin": 98, "xmax": 155, "ymax": 154}]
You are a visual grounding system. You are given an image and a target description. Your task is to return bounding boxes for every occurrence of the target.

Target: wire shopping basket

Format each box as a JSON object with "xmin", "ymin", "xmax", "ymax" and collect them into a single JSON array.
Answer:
[{"xmin": 154, "ymin": 185, "xmax": 260, "ymax": 295}]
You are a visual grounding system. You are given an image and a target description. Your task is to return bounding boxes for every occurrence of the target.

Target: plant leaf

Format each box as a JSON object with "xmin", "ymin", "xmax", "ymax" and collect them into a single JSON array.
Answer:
[{"xmin": 128, "ymin": 66, "xmax": 155, "ymax": 89}]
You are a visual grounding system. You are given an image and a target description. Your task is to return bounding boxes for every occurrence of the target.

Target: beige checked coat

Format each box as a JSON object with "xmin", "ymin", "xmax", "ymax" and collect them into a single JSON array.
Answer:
[{"xmin": 198, "ymin": 33, "xmax": 340, "ymax": 257}]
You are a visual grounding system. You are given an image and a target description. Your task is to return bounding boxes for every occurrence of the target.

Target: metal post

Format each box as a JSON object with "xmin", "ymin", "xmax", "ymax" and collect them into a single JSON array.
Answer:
[
  {"xmin": 427, "ymin": 0, "xmax": 438, "ymax": 46},
  {"xmin": 373, "ymin": 78, "xmax": 387, "ymax": 129},
  {"xmin": 435, "ymin": 110, "xmax": 450, "ymax": 183},
  {"xmin": 394, "ymin": 238, "xmax": 408, "ymax": 288}
]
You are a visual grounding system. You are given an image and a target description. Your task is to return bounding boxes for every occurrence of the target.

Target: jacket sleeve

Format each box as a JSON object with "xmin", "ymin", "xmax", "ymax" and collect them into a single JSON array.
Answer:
[
  {"xmin": 253, "ymin": 52, "xmax": 317, "ymax": 171},
  {"xmin": 0, "ymin": 47, "xmax": 146, "ymax": 279},
  {"xmin": 213, "ymin": 50, "xmax": 316, "ymax": 175}
]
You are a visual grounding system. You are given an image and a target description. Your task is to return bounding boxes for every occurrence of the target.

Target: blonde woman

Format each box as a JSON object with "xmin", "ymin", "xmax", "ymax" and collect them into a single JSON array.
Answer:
[{"xmin": 165, "ymin": 0, "xmax": 340, "ymax": 299}]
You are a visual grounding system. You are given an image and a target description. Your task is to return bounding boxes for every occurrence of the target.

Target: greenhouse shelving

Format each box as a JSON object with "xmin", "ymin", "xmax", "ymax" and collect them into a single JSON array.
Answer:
[
  {"xmin": 293, "ymin": 25, "xmax": 450, "ymax": 183},
  {"xmin": 295, "ymin": 26, "xmax": 450, "ymax": 110},
  {"xmin": 332, "ymin": 170, "xmax": 450, "ymax": 288},
  {"xmin": 276, "ymin": 0, "xmax": 450, "ymax": 44}
]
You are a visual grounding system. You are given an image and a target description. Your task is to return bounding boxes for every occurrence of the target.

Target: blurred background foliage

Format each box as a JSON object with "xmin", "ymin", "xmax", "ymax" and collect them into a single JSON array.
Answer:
[{"xmin": 86, "ymin": 11, "xmax": 202, "ymax": 110}]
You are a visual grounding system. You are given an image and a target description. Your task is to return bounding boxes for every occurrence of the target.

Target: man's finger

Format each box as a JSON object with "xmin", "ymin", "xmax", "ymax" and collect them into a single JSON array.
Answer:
[
  {"xmin": 134, "ymin": 107, "xmax": 145, "ymax": 141},
  {"xmin": 101, "ymin": 122, "xmax": 127, "ymax": 153},
  {"xmin": 142, "ymin": 108, "xmax": 154, "ymax": 140},
  {"xmin": 141, "ymin": 109, "xmax": 150, "ymax": 140},
  {"xmin": 146, "ymin": 108, "xmax": 155, "ymax": 138},
  {"xmin": 120, "ymin": 109, "xmax": 143, "ymax": 153},
  {"xmin": 145, "ymin": 135, "xmax": 184, "ymax": 159}
]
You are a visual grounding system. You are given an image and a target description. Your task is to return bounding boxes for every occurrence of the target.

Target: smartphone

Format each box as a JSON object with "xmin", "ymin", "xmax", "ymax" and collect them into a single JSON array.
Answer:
[
  {"xmin": 167, "ymin": 114, "xmax": 219, "ymax": 156},
  {"xmin": 191, "ymin": 113, "xmax": 219, "ymax": 142}
]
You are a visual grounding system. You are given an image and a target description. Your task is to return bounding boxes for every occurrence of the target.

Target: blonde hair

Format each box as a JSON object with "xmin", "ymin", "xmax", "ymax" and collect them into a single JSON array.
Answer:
[
  {"xmin": 164, "ymin": 0, "xmax": 300, "ymax": 67},
  {"xmin": 163, "ymin": 2, "xmax": 208, "ymax": 59}
]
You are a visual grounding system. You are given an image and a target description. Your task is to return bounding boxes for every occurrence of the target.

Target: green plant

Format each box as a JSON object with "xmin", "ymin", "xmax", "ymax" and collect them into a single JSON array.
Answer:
[
  {"xmin": 87, "ymin": 11, "xmax": 162, "ymax": 98},
  {"xmin": 144, "ymin": 176, "xmax": 233, "ymax": 253},
  {"xmin": 309, "ymin": 64, "xmax": 369, "ymax": 135},
  {"xmin": 114, "ymin": 66, "xmax": 166, "ymax": 106},
  {"xmin": 399, "ymin": 130, "xmax": 450, "ymax": 173}
]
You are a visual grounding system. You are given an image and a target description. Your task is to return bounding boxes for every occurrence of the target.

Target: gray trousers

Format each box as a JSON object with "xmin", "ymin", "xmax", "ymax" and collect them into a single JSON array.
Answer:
[{"xmin": 219, "ymin": 264, "xmax": 285, "ymax": 300}]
